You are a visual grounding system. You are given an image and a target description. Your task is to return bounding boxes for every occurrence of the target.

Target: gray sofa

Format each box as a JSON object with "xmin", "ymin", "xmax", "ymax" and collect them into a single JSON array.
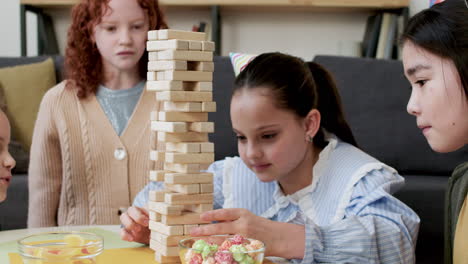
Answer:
[{"xmin": 0, "ymin": 55, "xmax": 467, "ymax": 264}]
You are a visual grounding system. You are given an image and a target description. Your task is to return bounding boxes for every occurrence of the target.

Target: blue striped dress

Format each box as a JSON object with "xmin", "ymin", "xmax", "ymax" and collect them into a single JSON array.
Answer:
[{"xmin": 134, "ymin": 135, "xmax": 420, "ymax": 263}]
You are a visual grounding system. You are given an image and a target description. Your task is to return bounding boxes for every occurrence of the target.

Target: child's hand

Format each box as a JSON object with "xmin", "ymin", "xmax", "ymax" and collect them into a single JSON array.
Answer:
[
  {"xmin": 119, "ymin": 206, "xmax": 150, "ymax": 244},
  {"xmin": 189, "ymin": 208, "xmax": 305, "ymax": 258}
]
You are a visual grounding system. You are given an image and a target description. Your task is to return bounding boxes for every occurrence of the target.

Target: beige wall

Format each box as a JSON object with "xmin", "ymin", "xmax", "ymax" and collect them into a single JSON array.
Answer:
[{"xmin": 0, "ymin": 0, "xmax": 429, "ymax": 58}]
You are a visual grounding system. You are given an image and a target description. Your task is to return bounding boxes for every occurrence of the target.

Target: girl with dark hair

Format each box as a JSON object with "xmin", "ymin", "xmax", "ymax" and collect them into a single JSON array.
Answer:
[
  {"xmin": 123, "ymin": 52, "xmax": 419, "ymax": 263},
  {"xmin": 401, "ymin": 0, "xmax": 468, "ymax": 263},
  {"xmin": 28, "ymin": 0, "xmax": 167, "ymax": 227}
]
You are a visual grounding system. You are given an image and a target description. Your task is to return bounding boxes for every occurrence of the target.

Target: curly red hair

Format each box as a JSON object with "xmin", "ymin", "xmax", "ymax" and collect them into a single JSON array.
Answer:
[{"xmin": 65, "ymin": 0, "xmax": 168, "ymax": 98}]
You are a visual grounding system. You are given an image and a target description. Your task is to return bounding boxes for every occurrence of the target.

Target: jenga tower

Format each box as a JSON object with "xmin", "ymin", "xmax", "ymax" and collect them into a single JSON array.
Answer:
[{"xmin": 146, "ymin": 29, "xmax": 216, "ymax": 264}]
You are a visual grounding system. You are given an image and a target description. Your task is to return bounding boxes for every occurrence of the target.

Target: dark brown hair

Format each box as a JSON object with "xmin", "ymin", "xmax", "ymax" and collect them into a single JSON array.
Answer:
[
  {"xmin": 65, "ymin": 0, "xmax": 168, "ymax": 98},
  {"xmin": 233, "ymin": 52, "xmax": 357, "ymax": 148},
  {"xmin": 401, "ymin": 0, "xmax": 468, "ymax": 98}
]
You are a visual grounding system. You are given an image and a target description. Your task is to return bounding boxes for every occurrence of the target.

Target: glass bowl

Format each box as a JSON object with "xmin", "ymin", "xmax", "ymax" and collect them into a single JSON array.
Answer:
[
  {"xmin": 18, "ymin": 231, "xmax": 103, "ymax": 264},
  {"xmin": 179, "ymin": 235, "xmax": 265, "ymax": 264}
]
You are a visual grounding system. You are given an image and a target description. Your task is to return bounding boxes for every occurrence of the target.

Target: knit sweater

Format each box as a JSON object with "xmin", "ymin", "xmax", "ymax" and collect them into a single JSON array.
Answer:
[{"xmin": 28, "ymin": 81, "xmax": 162, "ymax": 227}]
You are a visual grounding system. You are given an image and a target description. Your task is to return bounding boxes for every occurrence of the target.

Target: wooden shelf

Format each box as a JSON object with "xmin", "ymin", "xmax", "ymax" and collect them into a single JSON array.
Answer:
[{"xmin": 21, "ymin": 0, "xmax": 409, "ymax": 9}]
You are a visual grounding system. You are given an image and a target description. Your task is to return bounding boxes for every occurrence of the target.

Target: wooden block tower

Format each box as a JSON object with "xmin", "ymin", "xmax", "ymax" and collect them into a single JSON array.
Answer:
[{"xmin": 146, "ymin": 29, "xmax": 216, "ymax": 264}]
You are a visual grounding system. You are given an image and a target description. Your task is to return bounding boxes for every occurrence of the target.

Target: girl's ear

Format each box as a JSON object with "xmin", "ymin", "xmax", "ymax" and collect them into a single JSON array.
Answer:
[{"xmin": 304, "ymin": 109, "xmax": 321, "ymax": 141}]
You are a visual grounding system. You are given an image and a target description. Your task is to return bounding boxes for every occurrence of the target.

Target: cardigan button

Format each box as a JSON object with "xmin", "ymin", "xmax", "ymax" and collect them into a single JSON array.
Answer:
[{"xmin": 114, "ymin": 148, "xmax": 127, "ymax": 160}]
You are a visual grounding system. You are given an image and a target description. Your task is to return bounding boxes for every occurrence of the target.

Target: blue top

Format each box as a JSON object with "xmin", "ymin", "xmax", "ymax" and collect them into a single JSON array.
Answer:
[
  {"xmin": 96, "ymin": 81, "xmax": 145, "ymax": 136},
  {"xmin": 134, "ymin": 135, "xmax": 420, "ymax": 263}
]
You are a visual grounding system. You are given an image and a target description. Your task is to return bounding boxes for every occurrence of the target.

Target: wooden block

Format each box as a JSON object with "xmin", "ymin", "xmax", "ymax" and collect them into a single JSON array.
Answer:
[
  {"xmin": 150, "ymin": 239, "xmax": 179, "ymax": 256},
  {"xmin": 164, "ymin": 172, "xmax": 213, "ymax": 184},
  {"xmin": 148, "ymin": 201, "xmax": 183, "ymax": 215},
  {"xmin": 148, "ymin": 30, "xmax": 159, "ymax": 40},
  {"xmin": 200, "ymin": 183, "xmax": 214, "ymax": 193},
  {"xmin": 183, "ymin": 82, "xmax": 213, "ymax": 92},
  {"xmin": 149, "ymin": 210, "xmax": 161, "ymax": 221},
  {"xmin": 157, "ymin": 70, "xmax": 213, "ymax": 82},
  {"xmin": 187, "ymin": 61, "xmax": 214, "ymax": 72},
  {"xmin": 147, "ymin": 61, "xmax": 187, "ymax": 71},
  {"xmin": 164, "ymin": 163, "xmax": 200, "ymax": 173},
  {"xmin": 147, "ymin": 71, "xmax": 158, "ymax": 81},
  {"xmin": 150, "ymin": 111, "xmax": 158, "ymax": 121},
  {"xmin": 165, "ymin": 193, "xmax": 213, "ymax": 205},
  {"xmin": 165, "ymin": 153, "xmax": 214, "ymax": 164},
  {"xmin": 158, "ymin": 29, "xmax": 206, "ymax": 41},
  {"xmin": 199, "ymin": 164, "xmax": 210, "ymax": 171},
  {"xmin": 189, "ymin": 122, "xmax": 214, "ymax": 133},
  {"xmin": 166, "ymin": 142, "xmax": 201, "ymax": 153},
  {"xmin": 156, "ymin": 72, "xmax": 165, "ymax": 81},
  {"xmin": 150, "ymin": 130, "xmax": 158, "ymax": 149},
  {"xmin": 183, "ymin": 203, "xmax": 213, "ymax": 213},
  {"xmin": 156, "ymin": 91, "xmax": 212, "ymax": 102},
  {"xmin": 149, "ymin": 190, "xmax": 169, "ymax": 202},
  {"xmin": 155, "ymin": 252, "xmax": 181, "ymax": 263},
  {"xmin": 149, "ymin": 170, "xmax": 166, "ymax": 181},
  {"xmin": 149, "ymin": 220, "xmax": 184, "ymax": 236},
  {"xmin": 147, "ymin": 39, "xmax": 189, "ymax": 51},
  {"xmin": 161, "ymin": 212, "xmax": 209, "ymax": 225},
  {"xmin": 163, "ymin": 101, "xmax": 202, "ymax": 112},
  {"xmin": 148, "ymin": 52, "xmax": 158, "ymax": 61},
  {"xmin": 150, "ymin": 150, "xmax": 165, "ymax": 161},
  {"xmin": 151, "ymin": 231, "xmax": 189, "ymax": 247},
  {"xmin": 158, "ymin": 112, "xmax": 208, "ymax": 122},
  {"xmin": 202, "ymin": 41, "xmax": 215, "ymax": 51},
  {"xmin": 147, "ymin": 81, "xmax": 184, "ymax": 92},
  {"xmin": 200, "ymin": 142, "xmax": 214, "ymax": 153},
  {"xmin": 184, "ymin": 224, "xmax": 199, "ymax": 235},
  {"xmin": 158, "ymin": 50, "xmax": 213, "ymax": 62},
  {"xmin": 165, "ymin": 183, "xmax": 200, "ymax": 194},
  {"xmin": 157, "ymin": 132, "xmax": 208, "ymax": 142},
  {"xmin": 151, "ymin": 121, "xmax": 188, "ymax": 133},
  {"xmin": 201, "ymin": 102, "xmax": 216, "ymax": 112},
  {"xmin": 188, "ymin": 40, "xmax": 202, "ymax": 50}
]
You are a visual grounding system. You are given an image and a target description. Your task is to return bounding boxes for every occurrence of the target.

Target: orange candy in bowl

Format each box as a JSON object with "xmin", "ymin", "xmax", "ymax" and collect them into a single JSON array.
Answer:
[{"xmin": 179, "ymin": 234, "xmax": 265, "ymax": 264}]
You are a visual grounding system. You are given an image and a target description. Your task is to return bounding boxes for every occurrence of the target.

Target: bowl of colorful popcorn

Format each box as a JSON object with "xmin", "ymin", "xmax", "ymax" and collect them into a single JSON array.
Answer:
[
  {"xmin": 179, "ymin": 234, "xmax": 265, "ymax": 264},
  {"xmin": 18, "ymin": 231, "xmax": 103, "ymax": 264}
]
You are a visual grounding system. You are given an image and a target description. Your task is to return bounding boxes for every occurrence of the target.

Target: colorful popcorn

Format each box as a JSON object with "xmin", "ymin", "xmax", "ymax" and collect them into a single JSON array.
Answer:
[{"xmin": 183, "ymin": 235, "xmax": 264, "ymax": 264}]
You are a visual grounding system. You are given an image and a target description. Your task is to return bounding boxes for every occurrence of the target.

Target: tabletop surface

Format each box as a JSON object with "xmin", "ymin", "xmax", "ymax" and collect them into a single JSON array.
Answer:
[
  {"xmin": 0, "ymin": 225, "xmax": 140, "ymax": 263},
  {"xmin": 0, "ymin": 225, "xmax": 286, "ymax": 263}
]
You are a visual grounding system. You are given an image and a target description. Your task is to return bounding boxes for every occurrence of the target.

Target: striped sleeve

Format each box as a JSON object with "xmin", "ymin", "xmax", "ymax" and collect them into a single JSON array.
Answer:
[
  {"xmin": 207, "ymin": 159, "xmax": 225, "ymax": 210},
  {"xmin": 296, "ymin": 168, "xmax": 420, "ymax": 264},
  {"xmin": 132, "ymin": 181, "xmax": 164, "ymax": 208}
]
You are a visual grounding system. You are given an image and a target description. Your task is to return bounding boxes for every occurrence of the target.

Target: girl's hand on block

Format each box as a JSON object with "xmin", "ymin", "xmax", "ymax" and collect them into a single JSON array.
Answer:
[
  {"xmin": 189, "ymin": 208, "xmax": 305, "ymax": 258},
  {"xmin": 119, "ymin": 206, "xmax": 150, "ymax": 244}
]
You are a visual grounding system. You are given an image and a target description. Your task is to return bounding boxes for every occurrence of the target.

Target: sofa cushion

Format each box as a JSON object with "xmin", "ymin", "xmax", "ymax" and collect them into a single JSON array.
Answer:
[
  {"xmin": 0, "ymin": 55, "xmax": 64, "ymax": 82},
  {"xmin": 395, "ymin": 175, "xmax": 448, "ymax": 264},
  {"xmin": 313, "ymin": 55, "xmax": 468, "ymax": 176},
  {"xmin": 0, "ymin": 174, "xmax": 28, "ymax": 231},
  {"xmin": 210, "ymin": 56, "xmax": 238, "ymax": 160},
  {"xmin": 0, "ymin": 58, "xmax": 56, "ymax": 152}
]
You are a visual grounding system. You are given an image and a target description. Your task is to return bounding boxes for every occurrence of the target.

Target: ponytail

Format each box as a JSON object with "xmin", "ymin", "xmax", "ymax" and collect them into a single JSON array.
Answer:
[
  {"xmin": 306, "ymin": 62, "xmax": 357, "ymax": 148},
  {"xmin": 234, "ymin": 52, "xmax": 357, "ymax": 148}
]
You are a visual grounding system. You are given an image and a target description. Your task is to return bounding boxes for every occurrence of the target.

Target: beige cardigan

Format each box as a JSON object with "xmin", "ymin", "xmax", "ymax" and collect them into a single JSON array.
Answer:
[{"xmin": 28, "ymin": 81, "xmax": 162, "ymax": 227}]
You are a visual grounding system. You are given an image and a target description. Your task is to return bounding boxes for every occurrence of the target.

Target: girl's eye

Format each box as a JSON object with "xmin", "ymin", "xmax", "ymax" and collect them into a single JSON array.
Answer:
[
  {"xmin": 415, "ymin": 80, "xmax": 427, "ymax": 86},
  {"xmin": 133, "ymin": 24, "xmax": 143, "ymax": 30},
  {"xmin": 105, "ymin": 27, "xmax": 116, "ymax": 32},
  {"xmin": 236, "ymin": 135, "xmax": 246, "ymax": 141},
  {"xmin": 262, "ymin": 133, "xmax": 276, "ymax": 140}
]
